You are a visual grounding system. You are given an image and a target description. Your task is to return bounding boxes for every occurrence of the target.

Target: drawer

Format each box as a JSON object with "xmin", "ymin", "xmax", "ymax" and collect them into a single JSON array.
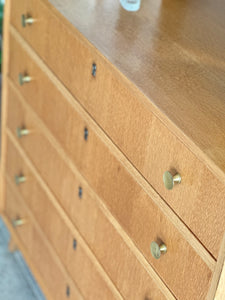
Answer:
[
  {"xmin": 5, "ymin": 136, "xmax": 121, "ymax": 300},
  {"xmin": 7, "ymin": 85, "xmax": 213, "ymax": 300},
  {"xmin": 10, "ymin": 0, "xmax": 47, "ymax": 57},
  {"xmin": 10, "ymin": 0, "xmax": 100, "ymax": 105},
  {"xmin": 7, "ymin": 86, "xmax": 171, "ymax": 300},
  {"xmin": 8, "ymin": 31, "xmax": 225, "ymax": 259},
  {"xmin": 5, "ymin": 183, "xmax": 83, "ymax": 300}
]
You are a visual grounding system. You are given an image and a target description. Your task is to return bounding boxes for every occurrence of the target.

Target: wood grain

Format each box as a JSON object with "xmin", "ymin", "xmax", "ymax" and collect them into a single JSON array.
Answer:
[
  {"xmin": 5, "ymin": 135, "xmax": 123, "ymax": 300},
  {"xmin": 207, "ymin": 234, "xmax": 225, "ymax": 299},
  {"xmin": 5, "ymin": 0, "xmax": 225, "ymax": 298},
  {"xmin": 6, "ymin": 82, "xmax": 214, "ymax": 300},
  {"xmin": 10, "ymin": 0, "xmax": 225, "ymax": 187},
  {"xmin": 0, "ymin": 0, "xmax": 11, "ymax": 212},
  {"xmin": 6, "ymin": 28, "xmax": 215, "ymax": 274},
  {"xmin": 215, "ymin": 254, "xmax": 225, "ymax": 300},
  {"xmin": 8, "ymin": 28, "xmax": 225, "ymax": 260},
  {"xmin": 4, "ymin": 185, "xmax": 83, "ymax": 300},
  {"xmin": 6, "ymin": 82, "xmax": 175, "ymax": 300}
]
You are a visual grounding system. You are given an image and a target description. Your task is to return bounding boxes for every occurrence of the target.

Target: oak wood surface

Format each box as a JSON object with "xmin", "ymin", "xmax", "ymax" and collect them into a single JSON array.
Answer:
[
  {"xmin": 207, "ymin": 234, "xmax": 225, "ymax": 299},
  {"xmin": 5, "ymin": 135, "xmax": 123, "ymax": 300},
  {"xmin": 10, "ymin": 0, "xmax": 225, "ymax": 186},
  {"xmin": 215, "ymin": 253, "xmax": 225, "ymax": 300},
  {"xmin": 4, "ymin": 184, "xmax": 83, "ymax": 300},
  {"xmin": 6, "ymin": 81, "xmax": 214, "ymax": 300},
  {"xmin": 46, "ymin": 0, "xmax": 225, "ymax": 185},
  {"xmin": 6, "ymin": 27, "xmax": 216, "ymax": 274},
  {"xmin": 8, "ymin": 28, "xmax": 225, "ymax": 261},
  {"xmin": 0, "ymin": 0, "xmax": 11, "ymax": 212},
  {"xmin": 4, "ymin": 0, "xmax": 225, "ymax": 298},
  {"xmin": 7, "ymin": 81, "xmax": 175, "ymax": 300}
]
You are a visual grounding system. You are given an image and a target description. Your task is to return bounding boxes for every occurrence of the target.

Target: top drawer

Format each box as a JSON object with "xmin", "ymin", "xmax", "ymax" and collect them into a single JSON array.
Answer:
[{"xmin": 10, "ymin": 0, "xmax": 98, "ymax": 103}]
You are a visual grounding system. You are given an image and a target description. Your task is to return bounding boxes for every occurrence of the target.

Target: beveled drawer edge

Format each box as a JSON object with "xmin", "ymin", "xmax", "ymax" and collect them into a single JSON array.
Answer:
[
  {"xmin": 207, "ymin": 233, "xmax": 225, "ymax": 300},
  {"xmin": 214, "ymin": 246, "xmax": 225, "ymax": 300},
  {"xmin": 40, "ymin": 0, "xmax": 225, "ymax": 187},
  {"xmin": 8, "ymin": 26, "xmax": 216, "ymax": 271},
  {"xmin": 6, "ymin": 129, "xmax": 125, "ymax": 300},
  {"xmin": 6, "ymin": 103, "xmax": 176, "ymax": 300}
]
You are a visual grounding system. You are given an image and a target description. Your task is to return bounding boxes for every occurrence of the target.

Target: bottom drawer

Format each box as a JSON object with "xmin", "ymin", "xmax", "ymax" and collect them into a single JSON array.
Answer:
[{"xmin": 5, "ymin": 183, "xmax": 83, "ymax": 300}]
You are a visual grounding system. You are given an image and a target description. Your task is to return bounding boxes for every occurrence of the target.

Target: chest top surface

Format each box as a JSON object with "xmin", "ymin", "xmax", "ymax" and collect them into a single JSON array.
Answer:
[{"xmin": 47, "ymin": 0, "xmax": 225, "ymax": 180}]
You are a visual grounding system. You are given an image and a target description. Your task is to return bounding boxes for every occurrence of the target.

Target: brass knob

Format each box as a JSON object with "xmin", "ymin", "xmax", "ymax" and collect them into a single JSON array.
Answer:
[
  {"xmin": 163, "ymin": 171, "xmax": 181, "ymax": 190},
  {"xmin": 21, "ymin": 14, "xmax": 34, "ymax": 27},
  {"xmin": 18, "ymin": 73, "xmax": 31, "ymax": 86},
  {"xmin": 16, "ymin": 127, "xmax": 29, "ymax": 138},
  {"xmin": 15, "ymin": 175, "xmax": 26, "ymax": 185},
  {"xmin": 12, "ymin": 218, "xmax": 26, "ymax": 227},
  {"xmin": 150, "ymin": 241, "xmax": 167, "ymax": 259}
]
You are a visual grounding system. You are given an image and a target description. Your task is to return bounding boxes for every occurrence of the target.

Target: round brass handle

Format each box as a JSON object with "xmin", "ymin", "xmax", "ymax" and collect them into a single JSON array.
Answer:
[
  {"xmin": 15, "ymin": 175, "xmax": 26, "ymax": 185},
  {"xmin": 21, "ymin": 14, "xmax": 34, "ymax": 27},
  {"xmin": 12, "ymin": 218, "xmax": 26, "ymax": 227},
  {"xmin": 163, "ymin": 171, "xmax": 181, "ymax": 190},
  {"xmin": 150, "ymin": 241, "xmax": 167, "ymax": 259},
  {"xmin": 16, "ymin": 127, "xmax": 30, "ymax": 138},
  {"xmin": 18, "ymin": 73, "xmax": 31, "ymax": 86}
]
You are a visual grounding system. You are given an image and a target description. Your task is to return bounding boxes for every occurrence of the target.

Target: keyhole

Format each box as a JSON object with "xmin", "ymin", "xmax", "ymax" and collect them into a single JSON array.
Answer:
[
  {"xmin": 84, "ymin": 127, "xmax": 89, "ymax": 141},
  {"xmin": 73, "ymin": 239, "xmax": 77, "ymax": 250},
  {"xmin": 66, "ymin": 285, "xmax": 70, "ymax": 297},
  {"xmin": 78, "ymin": 186, "xmax": 83, "ymax": 199},
  {"xmin": 92, "ymin": 63, "xmax": 97, "ymax": 77}
]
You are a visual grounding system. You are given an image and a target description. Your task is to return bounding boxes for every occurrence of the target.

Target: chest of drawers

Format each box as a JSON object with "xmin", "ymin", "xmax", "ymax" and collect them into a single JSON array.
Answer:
[{"xmin": 1, "ymin": 0, "xmax": 225, "ymax": 299}]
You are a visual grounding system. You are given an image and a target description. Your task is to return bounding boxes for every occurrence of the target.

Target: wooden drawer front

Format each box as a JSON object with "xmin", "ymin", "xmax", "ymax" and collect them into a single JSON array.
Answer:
[
  {"xmin": 5, "ymin": 138, "xmax": 121, "ymax": 300},
  {"xmin": 7, "ymin": 86, "xmax": 171, "ymax": 300},
  {"xmin": 10, "ymin": 0, "xmax": 47, "ymax": 57},
  {"xmin": 8, "ymin": 27, "xmax": 225, "ymax": 260},
  {"xmin": 5, "ymin": 184, "xmax": 83, "ymax": 300},
  {"xmin": 7, "ymin": 87, "xmax": 212, "ymax": 300},
  {"xmin": 10, "ymin": 0, "xmax": 98, "ymax": 104}
]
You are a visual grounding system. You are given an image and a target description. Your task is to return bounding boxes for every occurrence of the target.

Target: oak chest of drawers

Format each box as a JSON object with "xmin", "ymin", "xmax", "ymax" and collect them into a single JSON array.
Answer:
[{"xmin": 1, "ymin": 0, "xmax": 225, "ymax": 299}]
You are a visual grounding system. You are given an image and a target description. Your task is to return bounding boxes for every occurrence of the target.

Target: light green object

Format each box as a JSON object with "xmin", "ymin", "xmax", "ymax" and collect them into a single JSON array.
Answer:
[{"xmin": 120, "ymin": 0, "xmax": 141, "ymax": 11}]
